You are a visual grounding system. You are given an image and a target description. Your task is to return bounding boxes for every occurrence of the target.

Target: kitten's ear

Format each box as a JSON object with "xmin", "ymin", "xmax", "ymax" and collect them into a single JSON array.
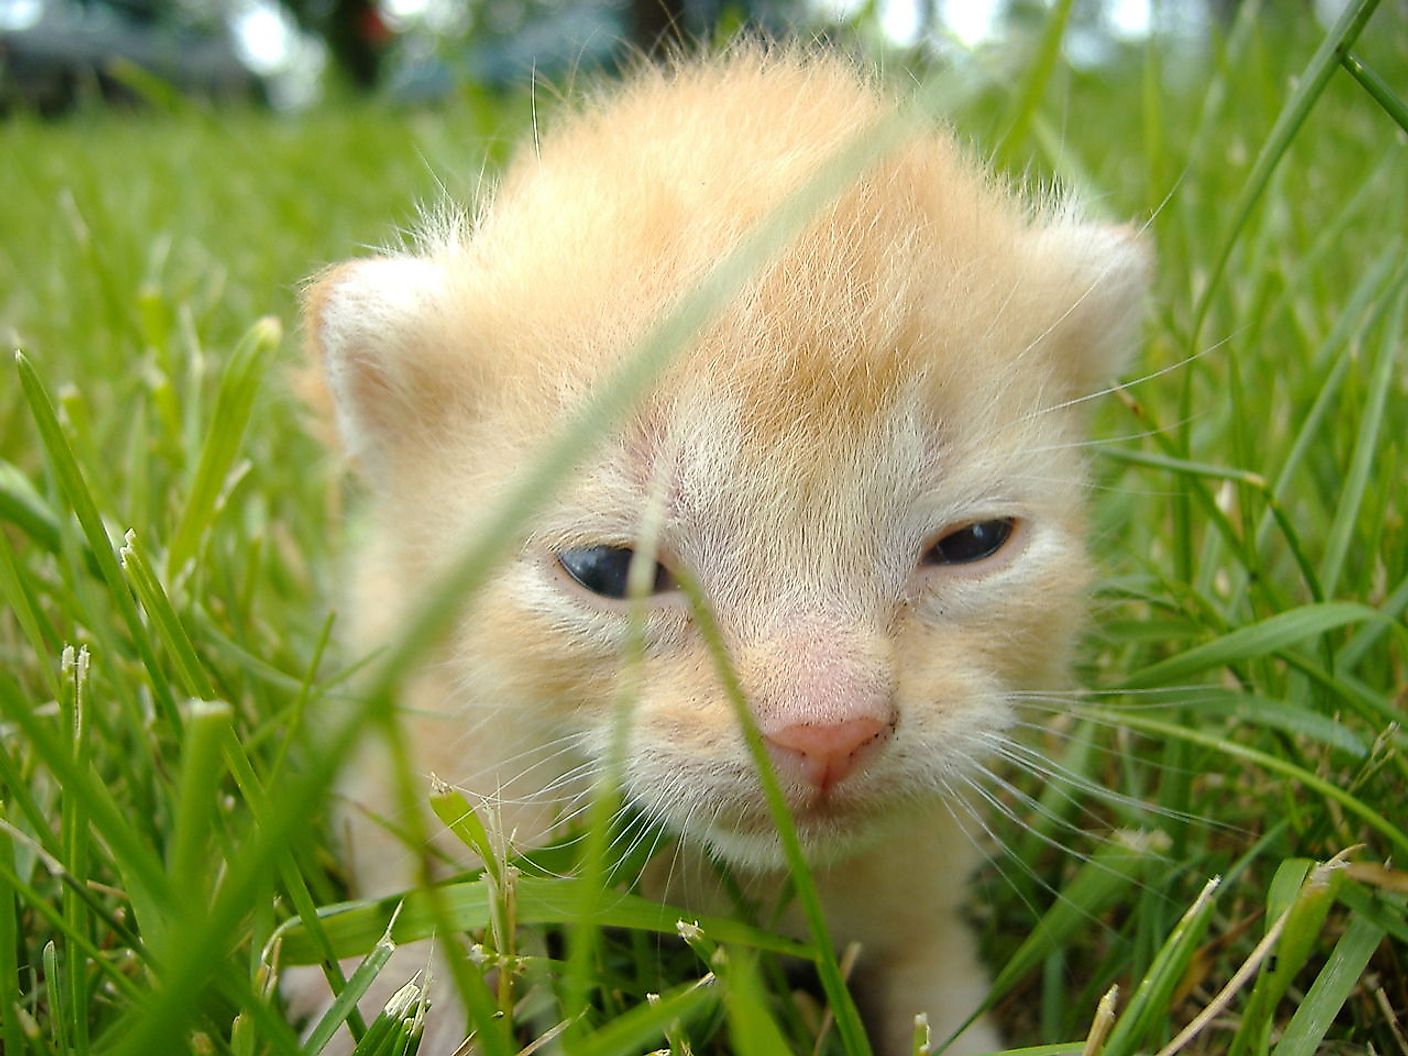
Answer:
[
  {"xmin": 302, "ymin": 255, "xmax": 455, "ymax": 477},
  {"xmin": 1033, "ymin": 221, "xmax": 1152, "ymax": 394}
]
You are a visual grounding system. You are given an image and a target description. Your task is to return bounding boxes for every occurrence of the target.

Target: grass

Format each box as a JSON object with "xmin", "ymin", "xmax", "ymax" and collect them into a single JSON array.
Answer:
[{"xmin": 1, "ymin": 6, "xmax": 1406, "ymax": 1055}]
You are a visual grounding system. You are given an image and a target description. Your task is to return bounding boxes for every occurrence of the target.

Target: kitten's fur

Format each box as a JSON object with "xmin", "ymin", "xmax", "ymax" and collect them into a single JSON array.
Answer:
[{"xmin": 298, "ymin": 47, "xmax": 1148, "ymax": 1055}]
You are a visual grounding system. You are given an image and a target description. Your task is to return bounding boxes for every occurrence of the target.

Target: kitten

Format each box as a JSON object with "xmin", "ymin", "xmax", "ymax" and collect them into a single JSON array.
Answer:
[{"xmin": 297, "ymin": 46, "xmax": 1148, "ymax": 1055}]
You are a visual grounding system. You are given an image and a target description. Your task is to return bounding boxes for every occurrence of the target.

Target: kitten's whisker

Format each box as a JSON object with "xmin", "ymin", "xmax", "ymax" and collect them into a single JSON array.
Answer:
[
  {"xmin": 984, "ymin": 731, "xmax": 1247, "ymax": 836},
  {"xmin": 1019, "ymin": 331, "xmax": 1233, "ymax": 423},
  {"xmin": 939, "ymin": 777, "xmax": 1049, "ymax": 925},
  {"xmin": 962, "ymin": 765, "xmax": 1105, "ymax": 869},
  {"xmin": 953, "ymin": 773, "xmax": 1175, "ymax": 928}
]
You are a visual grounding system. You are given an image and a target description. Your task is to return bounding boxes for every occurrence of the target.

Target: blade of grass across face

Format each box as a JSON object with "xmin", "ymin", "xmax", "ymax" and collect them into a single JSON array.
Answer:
[
  {"xmin": 561, "ymin": 483, "xmax": 669, "ymax": 1038},
  {"xmin": 680, "ymin": 572, "xmax": 871, "ymax": 1056}
]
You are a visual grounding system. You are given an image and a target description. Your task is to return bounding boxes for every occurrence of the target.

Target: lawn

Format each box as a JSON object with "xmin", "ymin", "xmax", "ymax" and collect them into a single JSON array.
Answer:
[{"xmin": 0, "ymin": 4, "xmax": 1405, "ymax": 1055}]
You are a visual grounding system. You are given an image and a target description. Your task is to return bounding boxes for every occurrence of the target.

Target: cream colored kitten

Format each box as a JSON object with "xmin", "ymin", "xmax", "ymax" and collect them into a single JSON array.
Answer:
[{"xmin": 298, "ymin": 47, "xmax": 1147, "ymax": 1055}]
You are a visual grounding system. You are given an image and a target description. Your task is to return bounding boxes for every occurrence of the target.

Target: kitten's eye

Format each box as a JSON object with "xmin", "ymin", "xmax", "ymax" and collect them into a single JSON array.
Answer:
[
  {"xmin": 924, "ymin": 518, "xmax": 1016, "ymax": 566},
  {"xmin": 557, "ymin": 546, "xmax": 677, "ymax": 599}
]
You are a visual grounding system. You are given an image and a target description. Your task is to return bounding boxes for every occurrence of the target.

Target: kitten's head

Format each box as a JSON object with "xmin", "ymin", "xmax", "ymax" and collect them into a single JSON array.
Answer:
[{"xmin": 304, "ymin": 50, "xmax": 1149, "ymax": 870}]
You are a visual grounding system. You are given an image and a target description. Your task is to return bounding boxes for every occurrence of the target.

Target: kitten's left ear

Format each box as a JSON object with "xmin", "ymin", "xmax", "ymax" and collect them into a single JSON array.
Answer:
[
  {"xmin": 1031, "ymin": 221, "xmax": 1152, "ymax": 394},
  {"xmin": 301, "ymin": 254, "xmax": 461, "ymax": 481}
]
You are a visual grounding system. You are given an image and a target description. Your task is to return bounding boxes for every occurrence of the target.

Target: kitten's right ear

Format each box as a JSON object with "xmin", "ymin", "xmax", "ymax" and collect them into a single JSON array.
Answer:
[{"xmin": 303, "ymin": 255, "xmax": 453, "ymax": 478}]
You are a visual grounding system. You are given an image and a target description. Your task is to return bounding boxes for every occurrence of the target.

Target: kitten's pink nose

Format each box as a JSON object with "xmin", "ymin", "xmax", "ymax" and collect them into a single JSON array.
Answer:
[{"xmin": 765, "ymin": 717, "xmax": 889, "ymax": 791}]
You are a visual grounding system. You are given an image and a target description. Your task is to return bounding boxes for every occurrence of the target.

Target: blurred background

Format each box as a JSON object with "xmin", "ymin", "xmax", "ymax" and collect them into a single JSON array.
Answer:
[{"xmin": 0, "ymin": 0, "xmax": 1374, "ymax": 114}]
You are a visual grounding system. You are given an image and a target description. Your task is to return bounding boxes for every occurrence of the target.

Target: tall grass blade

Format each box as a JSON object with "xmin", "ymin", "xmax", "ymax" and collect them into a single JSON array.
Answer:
[
  {"xmin": 682, "ymin": 572, "xmax": 870, "ymax": 1055},
  {"xmin": 1341, "ymin": 51, "xmax": 1408, "ymax": 133},
  {"xmin": 1270, "ymin": 911, "xmax": 1386, "ymax": 1056},
  {"xmin": 1317, "ymin": 284, "xmax": 1406, "ymax": 597},
  {"xmin": 303, "ymin": 917, "xmax": 399, "ymax": 1056},
  {"xmin": 1228, "ymin": 858, "xmax": 1340, "ymax": 1056},
  {"xmin": 1187, "ymin": 0, "xmax": 1381, "ymax": 351},
  {"xmin": 1121, "ymin": 601, "xmax": 1383, "ymax": 689},
  {"xmin": 120, "ymin": 529, "xmax": 217, "ymax": 702},
  {"xmin": 0, "ymin": 802, "xmax": 24, "ymax": 1056},
  {"xmin": 572, "ymin": 976, "xmax": 717, "ymax": 1056},
  {"xmin": 1079, "ymin": 707, "xmax": 1408, "ymax": 859},
  {"xmin": 995, "ymin": 0, "xmax": 1075, "ymax": 165},
  {"xmin": 14, "ymin": 350, "xmax": 182, "ymax": 733},
  {"xmin": 165, "ymin": 317, "xmax": 281, "ymax": 583},
  {"xmin": 1100, "ymin": 876, "xmax": 1220, "ymax": 1056}
]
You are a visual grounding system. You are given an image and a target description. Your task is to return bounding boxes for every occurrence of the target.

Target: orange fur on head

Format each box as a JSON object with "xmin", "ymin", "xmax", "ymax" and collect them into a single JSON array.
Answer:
[{"xmin": 297, "ymin": 45, "xmax": 1149, "ymax": 1056}]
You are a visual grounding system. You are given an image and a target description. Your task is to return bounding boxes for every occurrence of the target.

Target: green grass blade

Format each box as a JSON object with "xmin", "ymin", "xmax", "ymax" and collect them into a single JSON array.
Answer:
[
  {"xmin": 14, "ymin": 350, "xmax": 182, "ymax": 734},
  {"xmin": 0, "ymin": 456, "xmax": 64, "ymax": 556},
  {"xmin": 1317, "ymin": 283, "xmax": 1406, "ymax": 597},
  {"xmin": 995, "ymin": 0, "xmax": 1075, "ymax": 165},
  {"xmin": 1270, "ymin": 911, "xmax": 1386, "ymax": 1056},
  {"xmin": 1188, "ymin": 0, "xmax": 1381, "ymax": 351},
  {"xmin": 1101, "ymin": 876, "xmax": 1220, "ymax": 1056},
  {"xmin": 273, "ymin": 876, "xmax": 813, "ymax": 965},
  {"xmin": 59, "ymin": 646, "xmax": 92, "ymax": 1056},
  {"xmin": 1228, "ymin": 858, "xmax": 1340, "ymax": 1056},
  {"xmin": 1341, "ymin": 568, "xmax": 1408, "ymax": 668},
  {"xmin": 0, "ymin": 803, "xmax": 24, "ymax": 1056},
  {"xmin": 165, "ymin": 317, "xmax": 281, "ymax": 583},
  {"xmin": 972, "ymin": 830, "xmax": 1169, "ymax": 1029},
  {"xmin": 681, "ymin": 572, "xmax": 870, "ymax": 1056},
  {"xmin": 1121, "ymin": 601, "xmax": 1383, "ymax": 690},
  {"xmin": 166, "ymin": 701, "xmax": 232, "ymax": 915},
  {"xmin": 572, "ymin": 976, "xmax": 717, "ymax": 1056},
  {"xmin": 303, "ymin": 920, "xmax": 399, "ymax": 1056},
  {"xmin": 1079, "ymin": 707, "xmax": 1408, "ymax": 859},
  {"xmin": 0, "ymin": 526, "xmax": 61, "ymax": 697},
  {"xmin": 720, "ymin": 947, "xmax": 792, "ymax": 1056},
  {"xmin": 119, "ymin": 529, "xmax": 218, "ymax": 702},
  {"xmin": 1341, "ymin": 51, "xmax": 1408, "ymax": 133},
  {"xmin": 44, "ymin": 937, "xmax": 69, "ymax": 1053}
]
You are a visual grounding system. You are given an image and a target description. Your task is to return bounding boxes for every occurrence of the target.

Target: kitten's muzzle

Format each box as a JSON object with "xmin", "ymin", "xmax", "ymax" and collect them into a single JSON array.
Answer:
[{"xmin": 763, "ymin": 717, "xmax": 890, "ymax": 792}]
